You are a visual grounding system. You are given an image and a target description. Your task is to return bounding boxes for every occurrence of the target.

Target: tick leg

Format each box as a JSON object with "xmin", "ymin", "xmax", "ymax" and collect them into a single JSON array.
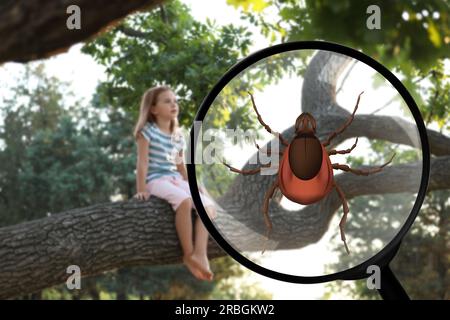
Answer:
[
  {"xmin": 248, "ymin": 91, "xmax": 289, "ymax": 147},
  {"xmin": 334, "ymin": 182, "xmax": 350, "ymax": 255},
  {"xmin": 222, "ymin": 160, "xmax": 272, "ymax": 175},
  {"xmin": 261, "ymin": 179, "xmax": 278, "ymax": 254},
  {"xmin": 322, "ymin": 92, "xmax": 363, "ymax": 147},
  {"xmin": 328, "ymin": 137, "xmax": 358, "ymax": 155},
  {"xmin": 332, "ymin": 153, "xmax": 395, "ymax": 175}
]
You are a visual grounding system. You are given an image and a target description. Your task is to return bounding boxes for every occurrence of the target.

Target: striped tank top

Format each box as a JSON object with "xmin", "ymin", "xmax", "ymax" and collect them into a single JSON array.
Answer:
[{"xmin": 139, "ymin": 122, "xmax": 186, "ymax": 182}]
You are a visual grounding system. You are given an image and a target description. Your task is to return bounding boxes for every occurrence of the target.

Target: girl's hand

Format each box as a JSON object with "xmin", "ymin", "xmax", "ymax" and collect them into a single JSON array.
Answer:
[{"xmin": 134, "ymin": 191, "xmax": 150, "ymax": 201}]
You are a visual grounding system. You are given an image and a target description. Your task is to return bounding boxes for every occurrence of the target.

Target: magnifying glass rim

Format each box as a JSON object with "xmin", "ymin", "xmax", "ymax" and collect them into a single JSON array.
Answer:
[{"xmin": 187, "ymin": 40, "xmax": 430, "ymax": 284}]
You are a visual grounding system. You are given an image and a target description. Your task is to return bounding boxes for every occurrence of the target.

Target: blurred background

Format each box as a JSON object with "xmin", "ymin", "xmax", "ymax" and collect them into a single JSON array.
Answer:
[{"xmin": 0, "ymin": 0, "xmax": 448, "ymax": 299}]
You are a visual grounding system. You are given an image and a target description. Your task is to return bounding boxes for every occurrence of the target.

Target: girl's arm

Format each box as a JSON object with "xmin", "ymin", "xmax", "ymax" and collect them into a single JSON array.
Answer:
[
  {"xmin": 176, "ymin": 150, "xmax": 188, "ymax": 181},
  {"xmin": 135, "ymin": 133, "xmax": 150, "ymax": 199},
  {"xmin": 176, "ymin": 150, "xmax": 206, "ymax": 194}
]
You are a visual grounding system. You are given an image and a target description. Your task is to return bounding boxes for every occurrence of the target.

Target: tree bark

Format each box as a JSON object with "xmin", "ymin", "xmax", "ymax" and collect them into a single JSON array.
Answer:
[
  {"xmin": 0, "ymin": 51, "xmax": 449, "ymax": 299},
  {"xmin": 0, "ymin": 0, "xmax": 165, "ymax": 64}
]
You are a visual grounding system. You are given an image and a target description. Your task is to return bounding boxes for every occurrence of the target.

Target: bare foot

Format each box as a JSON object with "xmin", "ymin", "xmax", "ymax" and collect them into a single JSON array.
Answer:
[
  {"xmin": 190, "ymin": 253, "xmax": 213, "ymax": 281},
  {"xmin": 183, "ymin": 255, "xmax": 210, "ymax": 281}
]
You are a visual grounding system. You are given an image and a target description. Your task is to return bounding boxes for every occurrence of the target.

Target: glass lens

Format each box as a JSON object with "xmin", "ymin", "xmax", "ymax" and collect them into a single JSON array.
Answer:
[{"xmin": 193, "ymin": 49, "xmax": 423, "ymax": 277}]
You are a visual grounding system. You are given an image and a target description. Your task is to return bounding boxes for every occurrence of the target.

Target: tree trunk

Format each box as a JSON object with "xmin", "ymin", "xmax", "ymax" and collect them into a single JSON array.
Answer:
[
  {"xmin": 0, "ymin": 51, "xmax": 449, "ymax": 299},
  {"xmin": 0, "ymin": 0, "xmax": 166, "ymax": 64}
]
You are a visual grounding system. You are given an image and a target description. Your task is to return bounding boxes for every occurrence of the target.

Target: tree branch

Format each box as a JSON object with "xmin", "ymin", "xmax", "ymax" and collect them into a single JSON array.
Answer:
[
  {"xmin": 321, "ymin": 113, "xmax": 450, "ymax": 156},
  {"xmin": 159, "ymin": 4, "xmax": 169, "ymax": 24},
  {"xmin": 0, "ymin": 198, "xmax": 224, "ymax": 299},
  {"xmin": 0, "ymin": 155, "xmax": 448, "ymax": 298},
  {"xmin": 299, "ymin": 52, "xmax": 450, "ymax": 156},
  {"xmin": 0, "ymin": 0, "xmax": 166, "ymax": 64},
  {"xmin": 116, "ymin": 26, "xmax": 149, "ymax": 38}
]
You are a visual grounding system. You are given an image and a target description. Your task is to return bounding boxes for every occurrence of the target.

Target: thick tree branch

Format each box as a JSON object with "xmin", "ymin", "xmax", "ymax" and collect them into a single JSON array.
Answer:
[
  {"xmin": 0, "ymin": 155, "xmax": 448, "ymax": 298},
  {"xmin": 321, "ymin": 113, "xmax": 450, "ymax": 156},
  {"xmin": 0, "ymin": 198, "xmax": 224, "ymax": 299},
  {"xmin": 215, "ymin": 154, "xmax": 449, "ymax": 249},
  {"xmin": 300, "ymin": 51, "xmax": 450, "ymax": 156},
  {"xmin": 0, "ymin": 0, "xmax": 165, "ymax": 64}
]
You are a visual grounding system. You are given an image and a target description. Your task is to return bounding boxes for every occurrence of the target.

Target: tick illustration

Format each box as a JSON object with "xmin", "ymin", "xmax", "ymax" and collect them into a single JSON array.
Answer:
[{"xmin": 223, "ymin": 91, "xmax": 395, "ymax": 254}]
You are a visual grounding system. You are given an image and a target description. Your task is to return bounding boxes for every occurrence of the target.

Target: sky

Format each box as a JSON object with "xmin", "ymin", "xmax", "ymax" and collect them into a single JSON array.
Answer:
[{"xmin": 0, "ymin": 0, "xmax": 445, "ymax": 300}]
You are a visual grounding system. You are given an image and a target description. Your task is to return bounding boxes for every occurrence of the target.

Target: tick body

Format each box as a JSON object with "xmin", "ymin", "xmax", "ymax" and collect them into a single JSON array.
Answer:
[
  {"xmin": 223, "ymin": 91, "xmax": 395, "ymax": 254},
  {"xmin": 280, "ymin": 133, "xmax": 334, "ymax": 205}
]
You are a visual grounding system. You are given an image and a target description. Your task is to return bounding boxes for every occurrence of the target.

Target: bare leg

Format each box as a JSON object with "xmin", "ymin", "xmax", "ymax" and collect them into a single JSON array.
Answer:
[
  {"xmin": 332, "ymin": 153, "xmax": 395, "ymax": 176},
  {"xmin": 176, "ymin": 199, "xmax": 210, "ymax": 280},
  {"xmin": 261, "ymin": 180, "xmax": 278, "ymax": 254},
  {"xmin": 204, "ymin": 205, "xmax": 217, "ymax": 220},
  {"xmin": 328, "ymin": 137, "xmax": 358, "ymax": 155},
  {"xmin": 322, "ymin": 92, "xmax": 363, "ymax": 147},
  {"xmin": 248, "ymin": 91, "xmax": 289, "ymax": 147},
  {"xmin": 223, "ymin": 160, "xmax": 272, "ymax": 175},
  {"xmin": 334, "ymin": 182, "xmax": 350, "ymax": 254},
  {"xmin": 192, "ymin": 208, "xmax": 214, "ymax": 281}
]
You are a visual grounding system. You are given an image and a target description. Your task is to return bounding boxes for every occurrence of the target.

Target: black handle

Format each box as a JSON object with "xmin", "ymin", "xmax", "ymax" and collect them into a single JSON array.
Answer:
[{"xmin": 377, "ymin": 265, "xmax": 410, "ymax": 300}]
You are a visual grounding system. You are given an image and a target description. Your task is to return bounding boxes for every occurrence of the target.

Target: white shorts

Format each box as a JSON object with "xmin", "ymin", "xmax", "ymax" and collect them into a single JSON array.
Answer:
[{"xmin": 146, "ymin": 175, "xmax": 216, "ymax": 212}]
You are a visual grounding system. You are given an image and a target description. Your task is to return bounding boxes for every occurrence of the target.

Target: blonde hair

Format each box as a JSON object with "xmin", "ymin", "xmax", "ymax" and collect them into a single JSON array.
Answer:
[{"xmin": 133, "ymin": 85, "xmax": 179, "ymax": 140}]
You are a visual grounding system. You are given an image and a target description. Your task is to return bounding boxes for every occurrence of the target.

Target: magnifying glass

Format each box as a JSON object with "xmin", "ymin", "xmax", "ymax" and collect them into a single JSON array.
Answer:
[{"xmin": 187, "ymin": 41, "xmax": 430, "ymax": 300}]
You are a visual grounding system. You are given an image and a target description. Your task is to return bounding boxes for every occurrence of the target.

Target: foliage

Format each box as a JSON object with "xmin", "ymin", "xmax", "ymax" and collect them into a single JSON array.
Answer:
[
  {"xmin": 82, "ymin": 0, "xmax": 255, "ymax": 130},
  {"xmin": 82, "ymin": 0, "xmax": 304, "ymax": 133},
  {"xmin": 236, "ymin": 0, "xmax": 449, "ymax": 70},
  {"xmin": 0, "ymin": 65, "xmax": 134, "ymax": 227},
  {"xmin": 418, "ymin": 60, "xmax": 450, "ymax": 129},
  {"xmin": 227, "ymin": 0, "xmax": 270, "ymax": 13},
  {"xmin": 38, "ymin": 256, "xmax": 271, "ymax": 300},
  {"xmin": 235, "ymin": 0, "xmax": 450, "ymax": 111}
]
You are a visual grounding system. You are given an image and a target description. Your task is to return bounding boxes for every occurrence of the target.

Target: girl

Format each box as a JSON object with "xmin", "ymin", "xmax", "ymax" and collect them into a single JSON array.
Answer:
[{"xmin": 133, "ymin": 85, "xmax": 217, "ymax": 281}]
